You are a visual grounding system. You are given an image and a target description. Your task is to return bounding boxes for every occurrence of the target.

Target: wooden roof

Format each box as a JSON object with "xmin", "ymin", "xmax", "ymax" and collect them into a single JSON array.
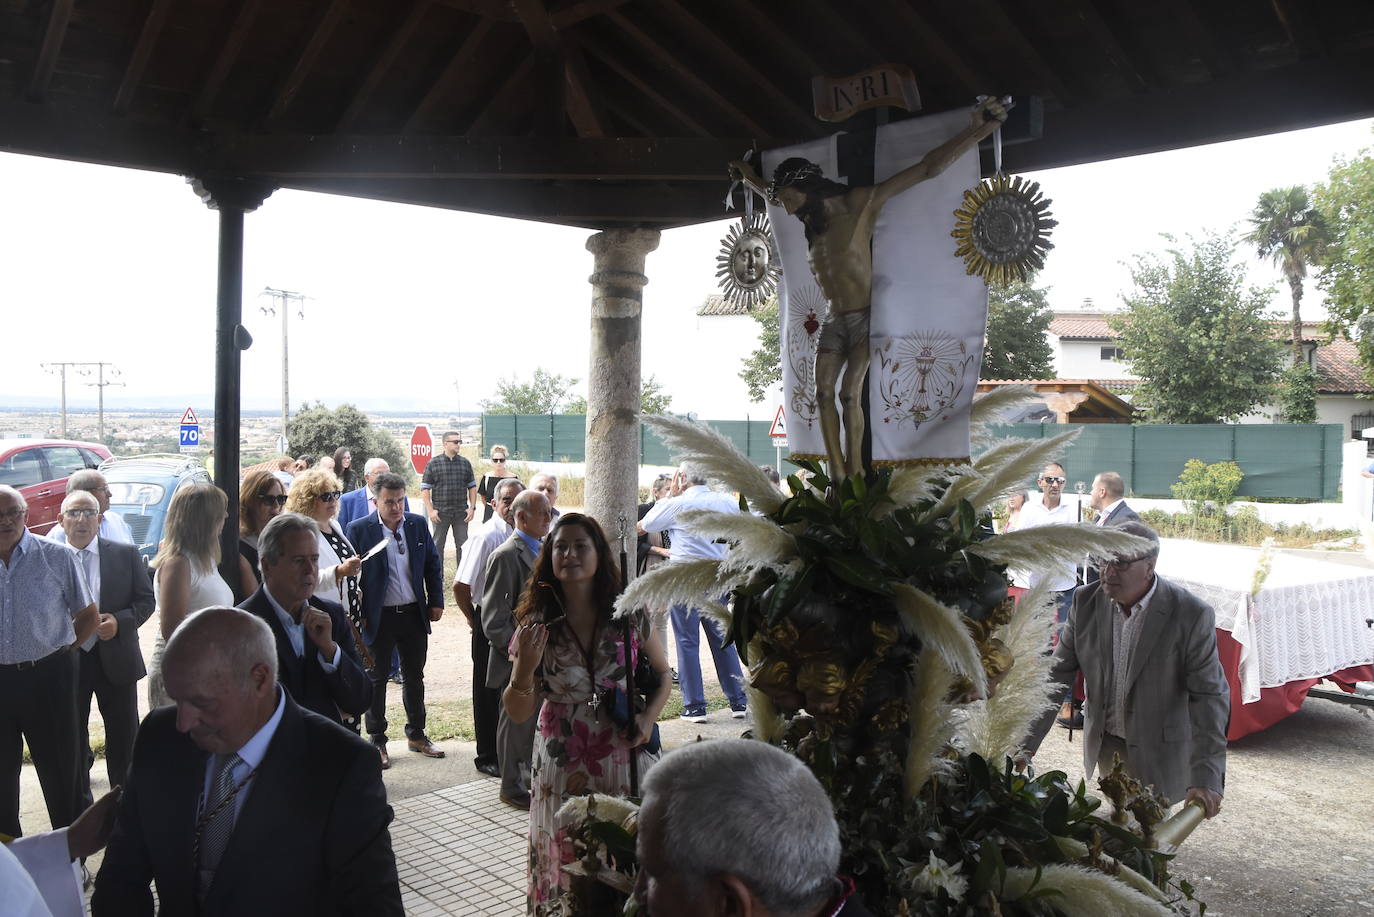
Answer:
[
  {"xmin": 3, "ymin": 0, "xmax": 1373, "ymax": 229},
  {"xmin": 976, "ymin": 379, "xmax": 1136, "ymax": 422}
]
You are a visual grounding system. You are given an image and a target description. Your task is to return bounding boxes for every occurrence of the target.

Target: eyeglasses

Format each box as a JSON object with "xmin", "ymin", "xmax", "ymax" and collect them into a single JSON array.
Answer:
[
  {"xmin": 319, "ymin": 491, "xmax": 343, "ymax": 502},
  {"xmin": 1100, "ymin": 556, "xmax": 1150, "ymax": 570},
  {"xmin": 257, "ymin": 493, "xmax": 288, "ymax": 506},
  {"xmin": 1040, "ymin": 476, "xmax": 1066, "ymax": 485},
  {"xmin": 63, "ymin": 509, "xmax": 99, "ymax": 519},
  {"xmin": 0, "ymin": 508, "xmax": 26, "ymax": 522},
  {"xmin": 492, "ymin": 457, "xmax": 506, "ymax": 463}
]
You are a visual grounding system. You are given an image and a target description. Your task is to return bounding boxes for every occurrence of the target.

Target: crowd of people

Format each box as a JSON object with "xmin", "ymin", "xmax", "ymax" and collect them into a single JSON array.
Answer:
[{"xmin": 0, "ymin": 443, "xmax": 1228, "ymax": 915}]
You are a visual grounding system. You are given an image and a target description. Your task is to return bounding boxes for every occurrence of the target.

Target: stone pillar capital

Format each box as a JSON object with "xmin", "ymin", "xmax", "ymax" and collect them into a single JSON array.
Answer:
[
  {"xmin": 187, "ymin": 175, "xmax": 276, "ymax": 213},
  {"xmin": 585, "ymin": 227, "xmax": 661, "ymax": 261}
]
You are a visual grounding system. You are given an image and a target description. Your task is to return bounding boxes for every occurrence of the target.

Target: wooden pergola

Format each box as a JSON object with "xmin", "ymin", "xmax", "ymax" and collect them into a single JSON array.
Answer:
[{"xmin": 3, "ymin": 0, "xmax": 1372, "ymax": 579}]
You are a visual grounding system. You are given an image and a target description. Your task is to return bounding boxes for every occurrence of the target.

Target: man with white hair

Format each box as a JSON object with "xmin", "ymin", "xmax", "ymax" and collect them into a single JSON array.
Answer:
[
  {"xmin": 640, "ymin": 464, "xmax": 748, "ymax": 723},
  {"xmin": 0, "ymin": 485, "xmax": 98, "ymax": 838},
  {"xmin": 46, "ymin": 469, "xmax": 133, "ymax": 546},
  {"xmin": 636, "ymin": 738, "xmax": 870, "ymax": 916},
  {"xmin": 529, "ymin": 472, "xmax": 561, "ymax": 520},
  {"xmin": 93, "ymin": 607, "xmax": 401, "ymax": 914},
  {"xmin": 338, "ymin": 458, "xmax": 409, "ymax": 531},
  {"xmin": 56, "ymin": 489, "xmax": 155, "ymax": 811}
]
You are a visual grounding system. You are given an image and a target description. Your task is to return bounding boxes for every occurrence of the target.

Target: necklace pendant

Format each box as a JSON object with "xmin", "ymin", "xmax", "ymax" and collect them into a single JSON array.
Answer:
[{"xmin": 588, "ymin": 690, "xmax": 601, "ymax": 713}]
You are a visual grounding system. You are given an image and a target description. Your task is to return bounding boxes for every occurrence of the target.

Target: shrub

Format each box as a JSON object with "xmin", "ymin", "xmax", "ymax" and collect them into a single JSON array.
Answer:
[{"xmin": 1171, "ymin": 459, "xmax": 1244, "ymax": 515}]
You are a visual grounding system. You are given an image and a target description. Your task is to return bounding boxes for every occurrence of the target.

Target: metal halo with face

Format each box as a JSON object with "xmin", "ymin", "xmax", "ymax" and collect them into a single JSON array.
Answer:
[
  {"xmin": 950, "ymin": 173, "xmax": 1057, "ymax": 285},
  {"xmin": 716, "ymin": 212, "xmax": 781, "ymax": 309}
]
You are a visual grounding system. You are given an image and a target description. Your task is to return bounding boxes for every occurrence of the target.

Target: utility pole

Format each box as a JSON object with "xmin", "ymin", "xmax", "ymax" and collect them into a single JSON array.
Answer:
[
  {"xmin": 259, "ymin": 288, "xmax": 307, "ymax": 453},
  {"xmin": 41, "ymin": 361, "xmax": 120, "ymax": 440}
]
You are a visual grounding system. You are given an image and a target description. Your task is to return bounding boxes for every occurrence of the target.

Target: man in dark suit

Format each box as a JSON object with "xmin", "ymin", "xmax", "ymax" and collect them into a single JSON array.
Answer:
[
  {"xmin": 346, "ymin": 472, "xmax": 445, "ymax": 769},
  {"xmin": 480, "ymin": 489, "xmax": 552, "ymax": 808},
  {"xmin": 92, "ymin": 606, "xmax": 402, "ymax": 915},
  {"xmin": 1025, "ymin": 522, "xmax": 1228, "ymax": 818},
  {"xmin": 238, "ymin": 512, "xmax": 371, "ymax": 728},
  {"xmin": 338, "ymin": 458, "xmax": 410, "ymax": 532},
  {"xmin": 1084, "ymin": 471, "xmax": 1142, "ymax": 587},
  {"xmin": 56, "ymin": 491, "xmax": 156, "ymax": 809}
]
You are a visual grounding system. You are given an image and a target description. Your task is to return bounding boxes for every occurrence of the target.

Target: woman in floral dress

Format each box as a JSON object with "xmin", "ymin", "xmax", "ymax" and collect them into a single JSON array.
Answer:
[{"xmin": 504, "ymin": 513, "xmax": 672, "ymax": 915}]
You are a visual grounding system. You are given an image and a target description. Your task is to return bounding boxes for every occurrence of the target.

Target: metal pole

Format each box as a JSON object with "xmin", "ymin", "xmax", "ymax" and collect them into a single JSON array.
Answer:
[
  {"xmin": 215, "ymin": 208, "xmax": 245, "ymax": 587},
  {"xmin": 96, "ymin": 363, "xmax": 105, "ymax": 442},
  {"xmin": 59, "ymin": 365, "xmax": 67, "ymax": 437},
  {"xmin": 281, "ymin": 295, "xmax": 289, "ymax": 446}
]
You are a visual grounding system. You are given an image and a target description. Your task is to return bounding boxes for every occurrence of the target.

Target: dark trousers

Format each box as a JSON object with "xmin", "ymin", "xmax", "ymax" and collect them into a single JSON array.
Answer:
[
  {"xmin": 0, "ymin": 649, "xmax": 80, "ymax": 836},
  {"xmin": 470, "ymin": 610, "xmax": 500, "ymax": 766},
  {"xmin": 76, "ymin": 647, "xmax": 140, "ymax": 809},
  {"xmin": 432, "ymin": 514, "xmax": 468, "ymax": 568},
  {"xmin": 365, "ymin": 608, "xmax": 429, "ymax": 743}
]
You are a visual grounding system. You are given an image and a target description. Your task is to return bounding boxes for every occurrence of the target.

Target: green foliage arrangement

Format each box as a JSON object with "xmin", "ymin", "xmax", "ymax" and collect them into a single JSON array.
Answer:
[
  {"xmin": 1110, "ymin": 233, "xmax": 1283, "ymax": 423},
  {"xmin": 1314, "ymin": 137, "xmax": 1374, "ymax": 380},
  {"xmin": 738, "ymin": 295, "xmax": 782, "ymax": 403},
  {"xmin": 982, "ymin": 278, "xmax": 1056, "ymax": 381},
  {"xmin": 1276, "ymin": 362, "xmax": 1318, "ymax": 424},
  {"xmin": 286, "ymin": 402, "xmax": 407, "ymax": 481}
]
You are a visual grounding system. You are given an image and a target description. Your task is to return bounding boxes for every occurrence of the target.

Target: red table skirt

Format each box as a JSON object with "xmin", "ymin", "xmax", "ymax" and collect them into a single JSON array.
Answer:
[{"xmin": 1216, "ymin": 628, "xmax": 1374, "ymax": 741}]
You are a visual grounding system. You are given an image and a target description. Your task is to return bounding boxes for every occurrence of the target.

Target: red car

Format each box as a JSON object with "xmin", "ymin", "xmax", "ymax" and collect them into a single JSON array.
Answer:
[{"xmin": 0, "ymin": 438, "xmax": 112, "ymax": 535}]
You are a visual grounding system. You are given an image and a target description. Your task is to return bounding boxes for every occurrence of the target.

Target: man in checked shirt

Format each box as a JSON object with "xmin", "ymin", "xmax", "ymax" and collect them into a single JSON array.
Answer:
[{"xmin": 420, "ymin": 432, "xmax": 476, "ymax": 574}]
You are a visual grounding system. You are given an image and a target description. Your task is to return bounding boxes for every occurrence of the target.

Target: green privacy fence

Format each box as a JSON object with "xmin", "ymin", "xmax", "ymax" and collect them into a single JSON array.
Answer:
[
  {"xmin": 983, "ymin": 423, "xmax": 1343, "ymax": 500},
  {"xmin": 480, "ymin": 415, "xmax": 782, "ymax": 466},
  {"xmin": 480, "ymin": 415, "xmax": 1342, "ymax": 500}
]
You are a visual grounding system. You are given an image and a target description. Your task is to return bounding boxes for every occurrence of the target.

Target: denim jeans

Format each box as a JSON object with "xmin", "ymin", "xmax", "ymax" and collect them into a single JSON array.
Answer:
[{"xmin": 670, "ymin": 601, "xmax": 746, "ymax": 710}]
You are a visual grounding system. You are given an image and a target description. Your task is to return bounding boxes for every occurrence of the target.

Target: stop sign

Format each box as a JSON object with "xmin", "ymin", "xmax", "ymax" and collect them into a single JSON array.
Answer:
[{"xmin": 409, "ymin": 424, "xmax": 434, "ymax": 475}]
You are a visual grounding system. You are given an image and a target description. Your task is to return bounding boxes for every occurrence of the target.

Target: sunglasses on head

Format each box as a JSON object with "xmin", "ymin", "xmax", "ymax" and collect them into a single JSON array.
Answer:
[
  {"xmin": 257, "ymin": 494, "xmax": 288, "ymax": 506},
  {"xmin": 319, "ymin": 491, "xmax": 343, "ymax": 502},
  {"xmin": 1040, "ymin": 476, "xmax": 1066, "ymax": 485}
]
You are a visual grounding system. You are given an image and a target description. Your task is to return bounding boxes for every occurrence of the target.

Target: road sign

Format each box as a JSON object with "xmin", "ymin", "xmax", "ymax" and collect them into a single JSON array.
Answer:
[
  {"xmin": 179, "ymin": 407, "xmax": 200, "ymax": 454},
  {"xmin": 410, "ymin": 424, "xmax": 434, "ymax": 475},
  {"xmin": 768, "ymin": 405, "xmax": 787, "ymax": 439}
]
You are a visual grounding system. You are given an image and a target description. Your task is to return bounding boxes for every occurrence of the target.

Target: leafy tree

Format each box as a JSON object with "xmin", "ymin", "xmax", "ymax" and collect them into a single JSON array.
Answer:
[
  {"xmin": 1111, "ymin": 233, "xmax": 1283, "ymax": 423},
  {"xmin": 1171, "ymin": 459, "xmax": 1244, "ymax": 515},
  {"xmin": 562, "ymin": 374, "xmax": 673, "ymax": 415},
  {"xmin": 480, "ymin": 368, "xmax": 581, "ymax": 414},
  {"xmin": 1242, "ymin": 186, "xmax": 1330, "ymax": 366},
  {"xmin": 1276, "ymin": 362, "xmax": 1318, "ymax": 423},
  {"xmin": 981, "ymin": 278, "xmax": 1055, "ymax": 379},
  {"xmin": 1315, "ymin": 141, "xmax": 1374, "ymax": 377},
  {"xmin": 738, "ymin": 296, "xmax": 781, "ymax": 403},
  {"xmin": 286, "ymin": 402, "xmax": 407, "ymax": 479}
]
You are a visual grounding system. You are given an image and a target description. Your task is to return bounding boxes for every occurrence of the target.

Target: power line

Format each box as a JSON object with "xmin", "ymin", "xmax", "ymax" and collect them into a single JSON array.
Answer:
[
  {"xmin": 41, "ymin": 361, "xmax": 122, "ymax": 441},
  {"xmin": 258, "ymin": 288, "xmax": 308, "ymax": 453}
]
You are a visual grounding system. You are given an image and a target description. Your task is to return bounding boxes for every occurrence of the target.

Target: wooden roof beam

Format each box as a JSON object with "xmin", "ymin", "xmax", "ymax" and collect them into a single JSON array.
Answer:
[
  {"xmin": 464, "ymin": 55, "xmax": 535, "ymax": 135},
  {"xmin": 113, "ymin": 0, "xmax": 173, "ymax": 114},
  {"xmin": 975, "ymin": 0, "xmax": 1077, "ymax": 105},
  {"xmin": 1066, "ymin": 0, "xmax": 1154, "ymax": 93},
  {"xmin": 402, "ymin": 18, "xmax": 496, "ymax": 133},
  {"xmin": 1269, "ymin": 0, "xmax": 1326, "ymax": 59},
  {"xmin": 1155, "ymin": 0, "xmax": 1233, "ymax": 78},
  {"xmin": 729, "ymin": 0, "xmax": 827, "ymax": 78},
  {"xmin": 336, "ymin": 0, "xmax": 428, "ymax": 132},
  {"xmin": 511, "ymin": 0, "xmax": 567, "ymax": 136},
  {"xmin": 654, "ymin": 1, "xmax": 816, "ymax": 134},
  {"xmin": 27, "ymin": 0, "xmax": 75, "ymax": 102},
  {"xmin": 263, "ymin": 0, "xmax": 352, "ymax": 125},
  {"xmin": 868, "ymin": 0, "xmax": 994, "ymax": 97},
  {"xmin": 563, "ymin": 41, "xmax": 609, "ymax": 138},
  {"xmin": 428, "ymin": 0, "xmax": 515, "ymax": 21},
  {"xmin": 187, "ymin": 0, "xmax": 264, "ymax": 126},
  {"xmin": 604, "ymin": 10, "xmax": 769, "ymax": 136},
  {"xmin": 579, "ymin": 33, "xmax": 711, "ymax": 138},
  {"xmin": 549, "ymin": 0, "xmax": 634, "ymax": 30}
]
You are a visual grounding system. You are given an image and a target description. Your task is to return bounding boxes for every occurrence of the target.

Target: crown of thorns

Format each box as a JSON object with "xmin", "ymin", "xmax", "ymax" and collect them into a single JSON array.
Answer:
[{"xmin": 768, "ymin": 160, "xmax": 824, "ymax": 200}]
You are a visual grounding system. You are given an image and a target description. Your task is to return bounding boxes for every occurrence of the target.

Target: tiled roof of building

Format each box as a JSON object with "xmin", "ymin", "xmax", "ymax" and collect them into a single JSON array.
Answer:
[
  {"xmin": 1314, "ymin": 338, "xmax": 1373, "ymax": 394},
  {"xmin": 1048, "ymin": 314, "xmax": 1116, "ymax": 340},
  {"xmin": 698, "ymin": 294, "xmax": 754, "ymax": 317}
]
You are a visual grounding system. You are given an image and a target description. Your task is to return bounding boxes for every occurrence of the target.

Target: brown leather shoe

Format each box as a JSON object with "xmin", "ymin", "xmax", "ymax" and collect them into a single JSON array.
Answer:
[
  {"xmin": 376, "ymin": 744, "xmax": 391, "ymax": 770},
  {"xmin": 407, "ymin": 736, "xmax": 446, "ymax": 758}
]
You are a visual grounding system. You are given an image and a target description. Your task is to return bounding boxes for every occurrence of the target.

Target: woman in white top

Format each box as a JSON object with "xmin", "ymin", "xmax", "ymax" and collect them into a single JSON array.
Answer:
[
  {"xmin": 147, "ymin": 482, "xmax": 234, "ymax": 708},
  {"xmin": 286, "ymin": 468, "xmax": 362, "ymax": 615}
]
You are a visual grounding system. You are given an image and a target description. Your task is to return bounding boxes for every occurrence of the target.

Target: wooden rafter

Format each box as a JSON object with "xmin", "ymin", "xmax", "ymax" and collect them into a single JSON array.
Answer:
[
  {"xmin": 1269, "ymin": 0, "xmax": 1326, "ymax": 58},
  {"xmin": 336, "ymin": 0, "xmax": 429, "ymax": 132},
  {"xmin": 402, "ymin": 19, "xmax": 497, "ymax": 133},
  {"xmin": 27, "ymin": 0, "xmax": 75, "ymax": 101},
  {"xmin": 1067, "ymin": 0, "xmax": 1154, "ymax": 93},
  {"xmin": 605, "ymin": 10, "xmax": 768, "ymax": 136},
  {"xmin": 428, "ymin": 0, "xmax": 515, "ymax": 21},
  {"xmin": 730, "ymin": 0, "xmax": 827, "ymax": 79},
  {"xmin": 866, "ymin": 0, "xmax": 993, "ymax": 97},
  {"xmin": 795, "ymin": 0, "xmax": 892, "ymax": 74},
  {"xmin": 1155, "ymin": 0, "xmax": 1233, "ymax": 78},
  {"xmin": 114, "ymin": 0, "xmax": 174, "ymax": 114},
  {"xmin": 549, "ymin": 0, "xmax": 634, "ymax": 31},
  {"xmin": 188, "ymin": 0, "xmax": 265, "ymax": 125},
  {"xmin": 654, "ymin": 1, "xmax": 816, "ymax": 134},
  {"xmin": 976, "ymin": 0, "xmax": 1077, "ymax": 104},
  {"xmin": 464, "ymin": 55, "xmax": 536, "ymax": 135},
  {"xmin": 579, "ymin": 32, "xmax": 711, "ymax": 137},
  {"xmin": 264, "ymin": 0, "xmax": 353, "ymax": 125},
  {"xmin": 511, "ymin": 0, "xmax": 566, "ymax": 136},
  {"xmin": 563, "ymin": 41, "xmax": 609, "ymax": 138}
]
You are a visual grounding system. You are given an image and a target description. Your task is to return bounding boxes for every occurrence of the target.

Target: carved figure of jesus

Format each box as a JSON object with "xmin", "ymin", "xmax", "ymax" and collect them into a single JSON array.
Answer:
[{"xmin": 732, "ymin": 98, "xmax": 1007, "ymax": 479}]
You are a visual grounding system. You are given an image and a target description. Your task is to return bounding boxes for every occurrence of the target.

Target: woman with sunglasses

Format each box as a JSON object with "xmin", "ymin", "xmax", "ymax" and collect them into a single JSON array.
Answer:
[
  {"xmin": 286, "ymin": 469, "xmax": 363, "ymax": 610},
  {"xmin": 237, "ymin": 468, "xmax": 287, "ymax": 597},
  {"xmin": 476, "ymin": 444, "xmax": 518, "ymax": 523}
]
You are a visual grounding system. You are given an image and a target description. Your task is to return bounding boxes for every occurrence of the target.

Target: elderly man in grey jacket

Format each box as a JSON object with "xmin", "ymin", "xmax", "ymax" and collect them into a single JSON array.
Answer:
[{"xmin": 1025, "ymin": 521, "xmax": 1229, "ymax": 818}]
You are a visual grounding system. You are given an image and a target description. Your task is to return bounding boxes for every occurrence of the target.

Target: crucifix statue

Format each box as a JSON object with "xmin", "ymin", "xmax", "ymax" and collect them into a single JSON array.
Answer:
[{"xmin": 731, "ymin": 97, "xmax": 1008, "ymax": 480}]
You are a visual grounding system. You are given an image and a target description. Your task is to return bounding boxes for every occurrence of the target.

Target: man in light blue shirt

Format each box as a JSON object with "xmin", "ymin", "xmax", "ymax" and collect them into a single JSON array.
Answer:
[
  {"xmin": 640, "ymin": 465, "xmax": 748, "ymax": 723},
  {"xmin": 46, "ymin": 470, "xmax": 133, "ymax": 547},
  {"xmin": 0, "ymin": 485, "xmax": 98, "ymax": 839}
]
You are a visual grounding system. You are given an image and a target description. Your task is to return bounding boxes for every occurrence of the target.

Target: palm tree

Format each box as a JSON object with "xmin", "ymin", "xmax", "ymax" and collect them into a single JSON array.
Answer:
[{"xmin": 1243, "ymin": 186, "xmax": 1331, "ymax": 366}]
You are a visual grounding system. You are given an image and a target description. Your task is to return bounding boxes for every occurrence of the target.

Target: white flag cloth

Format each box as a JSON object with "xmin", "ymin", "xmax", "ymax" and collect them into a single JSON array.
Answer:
[{"xmin": 763, "ymin": 109, "xmax": 987, "ymax": 468}]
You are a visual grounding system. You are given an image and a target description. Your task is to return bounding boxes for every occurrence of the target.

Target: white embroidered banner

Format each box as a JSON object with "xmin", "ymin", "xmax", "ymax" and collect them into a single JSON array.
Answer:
[{"xmin": 763, "ymin": 110, "xmax": 988, "ymax": 468}]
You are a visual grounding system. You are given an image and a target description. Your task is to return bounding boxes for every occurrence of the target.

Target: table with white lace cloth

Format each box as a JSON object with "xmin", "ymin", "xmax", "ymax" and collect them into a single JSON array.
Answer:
[{"xmin": 1156, "ymin": 539, "xmax": 1374, "ymax": 704}]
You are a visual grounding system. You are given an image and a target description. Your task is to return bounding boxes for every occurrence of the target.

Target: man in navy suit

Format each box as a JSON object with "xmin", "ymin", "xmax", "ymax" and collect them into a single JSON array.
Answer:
[
  {"xmin": 338, "ymin": 458, "xmax": 410, "ymax": 533},
  {"xmin": 238, "ymin": 512, "xmax": 371, "ymax": 729},
  {"xmin": 56, "ymin": 490, "xmax": 155, "ymax": 809},
  {"xmin": 346, "ymin": 472, "xmax": 445, "ymax": 769},
  {"xmin": 1085, "ymin": 471, "xmax": 1142, "ymax": 588}
]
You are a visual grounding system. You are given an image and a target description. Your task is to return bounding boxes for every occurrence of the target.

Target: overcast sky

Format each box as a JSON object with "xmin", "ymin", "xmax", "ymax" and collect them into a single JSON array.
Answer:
[{"xmin": 2, "ymin": 115, "xmax": 1370, "ymax": 417}]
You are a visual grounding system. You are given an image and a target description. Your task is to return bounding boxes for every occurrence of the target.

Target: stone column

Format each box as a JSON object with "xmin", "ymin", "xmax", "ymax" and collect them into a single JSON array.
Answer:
[{"xmin": 584, "ymin": 229, "xmax": 660, "ymax": 580}]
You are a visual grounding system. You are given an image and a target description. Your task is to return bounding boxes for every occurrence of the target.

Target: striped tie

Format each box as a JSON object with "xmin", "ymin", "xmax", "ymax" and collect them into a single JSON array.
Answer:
[{"xmin": 197, "ymin": 753, "xmax": 243, "ymax": 900}]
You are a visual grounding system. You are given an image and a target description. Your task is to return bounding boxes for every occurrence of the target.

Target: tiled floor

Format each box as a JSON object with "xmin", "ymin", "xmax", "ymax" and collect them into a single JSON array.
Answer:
[{"xmin": 392, "ymin": 779, "xmax": 528, "ymax": 916}]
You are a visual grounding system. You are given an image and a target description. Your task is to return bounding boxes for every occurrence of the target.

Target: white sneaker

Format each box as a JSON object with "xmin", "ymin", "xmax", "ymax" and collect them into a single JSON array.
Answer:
[
  {"xmin": 679, "ymin": 707, "xmax": 709, "ymax": 723},
  {"xmin": 730, "ymin": 706, "xmax": 747, "ymax": 719}
]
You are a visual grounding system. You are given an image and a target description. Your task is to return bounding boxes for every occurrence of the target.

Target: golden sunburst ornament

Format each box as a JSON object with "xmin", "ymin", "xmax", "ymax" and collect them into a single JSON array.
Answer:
[
  {"xmin": 717, "ymin": 211, "xmax": 781, "ymax": 309},
  {"xmin": 951, "ymin": 173, "xmax": 1056, "ymax": 285}
]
